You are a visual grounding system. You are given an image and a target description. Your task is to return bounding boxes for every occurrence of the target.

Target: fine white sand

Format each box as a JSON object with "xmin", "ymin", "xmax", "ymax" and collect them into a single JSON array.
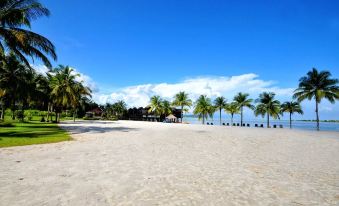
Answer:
[{"xmin": 0, "ymin": 120, "xmax": 339, "ymax": 206}]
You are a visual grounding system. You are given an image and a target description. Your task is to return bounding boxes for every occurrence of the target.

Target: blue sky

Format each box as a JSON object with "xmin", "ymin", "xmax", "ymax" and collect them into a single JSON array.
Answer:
[{"xmin": 34, "ymin": 0, "xmax": 338, "ymax": 119}]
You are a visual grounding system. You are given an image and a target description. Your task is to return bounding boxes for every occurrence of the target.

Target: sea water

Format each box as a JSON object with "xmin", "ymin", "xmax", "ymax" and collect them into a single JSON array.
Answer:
[{"xmin": 183, "ymin": 116, "xmax": 339, "ymax": 132}]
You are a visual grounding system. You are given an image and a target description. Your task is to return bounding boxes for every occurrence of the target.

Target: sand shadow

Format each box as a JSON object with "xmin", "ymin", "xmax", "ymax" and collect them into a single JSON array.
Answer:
[{"xmin": 61, "ymin": 125, "xmax": 139, "ymax": 134}]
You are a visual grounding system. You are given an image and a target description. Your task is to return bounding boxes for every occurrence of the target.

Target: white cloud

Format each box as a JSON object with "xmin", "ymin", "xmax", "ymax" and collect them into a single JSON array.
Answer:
[
  {"xmin": 93, "ymin": 73, "xmax": 295, "ymax": 108},
  {"xmin": 71, "ymin": 68, "xmax": 98, "ymax": 93},
  {"xmin": 32, "ymin": 64, "xmax": 49, "ymax": 75}
]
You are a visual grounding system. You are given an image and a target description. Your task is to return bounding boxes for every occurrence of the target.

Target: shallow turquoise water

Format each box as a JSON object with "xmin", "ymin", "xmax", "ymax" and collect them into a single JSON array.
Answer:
[{"xmin": 183, "ymin": 116, "xmax": 339, "ymax": 132}]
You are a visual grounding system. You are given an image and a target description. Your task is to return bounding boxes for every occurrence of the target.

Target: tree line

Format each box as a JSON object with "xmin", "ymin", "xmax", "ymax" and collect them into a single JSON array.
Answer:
[{"xmin": 148, "ymin": 68, "xmax": 338, "ymax": 130}]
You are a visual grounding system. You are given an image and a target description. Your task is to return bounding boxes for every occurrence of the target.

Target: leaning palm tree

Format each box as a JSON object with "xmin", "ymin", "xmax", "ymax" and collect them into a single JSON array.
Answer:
[
  {"xmin": 0, "ymin": 0, "xmax": 57, "ymax": 68},
  {"xmin": 281, "ymin": 101, "xmax": 303, "ymax": 128},
  {"xmin": 234, "ymin": 92, "xmax": 254, "ymax": 126},
  {"xmin": 148, "ymin": 95, "xmax": 163, "ymax": 121},
  {"xmin": 214, "ymin": 96, "xmax": 227, "ymax": 125},
  {"xmin": 293, "ymin": 68, "xmax": 338, "ymax": 130},
  {"xmin": 193, "ymin": 95, "xmax": 214, "ymax": 124},
  {"xmin": 172, "ymin": 91, "xmax": 192, "ymax": 123},
  {"xmin": 224, "ymin": 102, "xmax": 240, "ymax": 126},
  {"xmin": 254, "ymin": 92, "xmax": 281, "ymax": 128}
]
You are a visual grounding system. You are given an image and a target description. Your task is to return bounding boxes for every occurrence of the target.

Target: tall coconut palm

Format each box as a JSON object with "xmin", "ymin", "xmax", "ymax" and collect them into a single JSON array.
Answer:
[
  {"xmin": 148, "ymin": 95, "xmax": 163, "ymax": 121},
  {"xmin": 234, "ymin": 92, "xmax": 254, "ymax": 126},
  {"xmin": 172, "ymin": 91, "xmax": 192, "ymax": 123},
  {"xmin": 214, "ymin": 96, "xmax": 227, "ymax": 125},
  {"xmin": 293, "ymin": 68, "xmax": 338, "ymax": 130},
  {"xmin": 224, "ymin": 102, "xmax": 240, "ymax": 126},
  {"xmin": 254, "ymin": 92, "xmax": 281, "ymax": 128},
  {"xmin": 281, "ymin": 101, "xmax": 303, "ymax": 128},
  {"xmin": 193, "ymin": 95, "xmax": 214, "ymax": 124},
  {"xmin": 0, "ymin": 0, "xmax": 57, "ymax": 68}
]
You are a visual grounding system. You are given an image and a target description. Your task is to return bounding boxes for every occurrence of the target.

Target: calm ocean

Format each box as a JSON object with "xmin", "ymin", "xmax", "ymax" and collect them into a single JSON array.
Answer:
[{"xmin": 183, "ymin": 116, "xmax": 339, "ymax": 132}]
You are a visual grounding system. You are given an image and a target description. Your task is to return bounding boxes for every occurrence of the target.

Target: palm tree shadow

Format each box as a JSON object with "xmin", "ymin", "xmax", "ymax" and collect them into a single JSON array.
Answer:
[
  {"xmin": 62, "ymin": 126, "xmax": 139, "ymax": 134},
  {"xmin": 0, "ymin": 131, "xmax": 57, "ymax": 138}
]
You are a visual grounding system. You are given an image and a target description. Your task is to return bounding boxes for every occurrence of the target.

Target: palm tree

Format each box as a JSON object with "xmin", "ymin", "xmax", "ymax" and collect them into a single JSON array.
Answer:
[
  {"xmin": 0, "ymin": 53, "xmax": 27, "ymax": 119},
  {"xmin": 162, "ymin": 100, "xmax": 172, "ymax": 117},
  {"xmin": 50, "ymin": 65, "xmax": 79, "ymax": 122},
  {"xmin": 112, "ymin": 100, "xmax": 127, "ymax": 119},
  {"xmin": 234, "ymin": 92, "xmax": 254, "ymax": 126},
  {"xmin": 193, "ymin": 95, "xmax": 214, "ymax": 124},
  {"xmin": 254, "ymin": 92, "xmax": 281, "ymax": 128},
  {"xmin": 224, "ymin": 102, "xmax": 240, "ymax": 126},
  {"xmin": 293, "ymin": 68, "xmax": 338, "ymax": 130},
  {"xmin": 148, "ymin": 95, "xmax": 163, "ymax": 121},
  {"xmin": 0, "ymin": 0, "xmax": 57, "ymax": 68},
  {"xmin": 172, "ymin": 91, "xmax": 192, "ymax": 123},
  {"xmin": 281, "ymin": 101, "xmax": 303, "ymax": 128},
  {"xmin": 214, "ymin": 96, "xmax": 227, "ymax": 125},
  {"xmin": 71, "ymin": 82, "xmax": 91, "ymax": 122}
]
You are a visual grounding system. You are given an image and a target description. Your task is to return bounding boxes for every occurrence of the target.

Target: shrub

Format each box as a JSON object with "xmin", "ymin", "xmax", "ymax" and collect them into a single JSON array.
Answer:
[{"xmin": 24, "ymin": 110, "xmax": 33, "ymax": 121}]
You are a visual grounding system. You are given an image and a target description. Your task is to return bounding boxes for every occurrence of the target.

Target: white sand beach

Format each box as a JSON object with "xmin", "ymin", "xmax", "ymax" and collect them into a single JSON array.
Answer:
[{"xmin": 1, "ymin": 120, "xmax": 339, "ymax": 206}]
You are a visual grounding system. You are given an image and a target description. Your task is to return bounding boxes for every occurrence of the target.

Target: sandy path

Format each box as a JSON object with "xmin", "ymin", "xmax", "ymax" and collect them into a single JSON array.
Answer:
[{"xmin": 1, "ymin": 120, "xmax": 339, "ymax": 206}]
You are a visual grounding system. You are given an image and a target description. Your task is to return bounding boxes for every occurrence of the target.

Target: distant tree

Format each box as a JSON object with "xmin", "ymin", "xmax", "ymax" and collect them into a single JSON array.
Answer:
[
  {"xmin": 112, "ymin": 100, "xmax": 127, "ymax": 119},
  {"xmin": 293, "ymin": 68, "xmax": 339, "ymax": 130},
  {"xmin": 234, "ymin": 92, "xmax": 254, "ymax": 126},
  {"xmin": 71, "ymin": 82, "xmax": 91, "ymax": 121},
  {"xmin": 0, "ymin": 53, "xmax": 28, "ymax": 119},
  {"xmin": 0, "ymin": 0, "xmax": 57, "ymax": 68},
  {"xmin": 172, "ymin": 91, "xmax": 192, "ymax": 122},
  {"xmin": 254, "ymin": 92, "xmax": 281, "ymax": 128},
  {"xmin": 281, "ymin": 101, "xmax": 303, "ymax": 128},
  {"xmin": 148, "ymin": 95, "xmax": 163, "ymax": 121},
  {"xmin": 50, "ymin": 65, "xmax": 91, "ymax": 122},
  {"xmin": 214, "ymin": 96, "xmax": 227, "ymax": 125},
  {"xmin": 224, "ymin": 102, "xmax": 240, "ymax": 126},
  {"xmin": 162, "ymin": 100, "xmax": 172, "ymax": 117},
  {"xmin": 193, "ymin": 95, "xmax": 214, "ymax": 124}
]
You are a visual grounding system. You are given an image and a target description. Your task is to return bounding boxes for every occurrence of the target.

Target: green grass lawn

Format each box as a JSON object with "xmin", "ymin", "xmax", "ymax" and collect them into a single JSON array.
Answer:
[{"xmin": 0, "ymin": 121, "xmax": 71, "ymax": 148}]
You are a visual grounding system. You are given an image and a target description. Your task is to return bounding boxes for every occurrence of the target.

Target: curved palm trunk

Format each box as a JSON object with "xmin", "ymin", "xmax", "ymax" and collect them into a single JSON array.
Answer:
[
  {"xmin": 219, "ymin": 108, "xmax": 222, "ymax": 125},
  {"xmin": 202, "ymin": 114, "xmax": 205, "ymax": 124},
  {"xmin": 267, "ymin": 112, "xmax": 270, "ymax": 128},
  {"xmin": 73, "ymin": 108, "xmax": 76, "ymax": 122},
  {"xmin": 1, "ymin": 104, "xmax": 4, "ymax": 120},
  {"xmin": 181, "ymin": 105, "xmax": 183, "ymax": 123},
  {"xmin": 240, "ymin": 107, "xmax": 243, "ymax": 127},
  {"xmin": 315, "ymin": 101, "xmax": 320, "ymax": 131},
  {"xmin": 46, "ymin": 103, "xmax": 50, "ymax": 122},
  {"xmin": 289, "ymin": 112, "xmax": 292, "ymax": 129},
  {"xmin": 231, "ymin": 114, "xmax": 234, "ymax": 126}
]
